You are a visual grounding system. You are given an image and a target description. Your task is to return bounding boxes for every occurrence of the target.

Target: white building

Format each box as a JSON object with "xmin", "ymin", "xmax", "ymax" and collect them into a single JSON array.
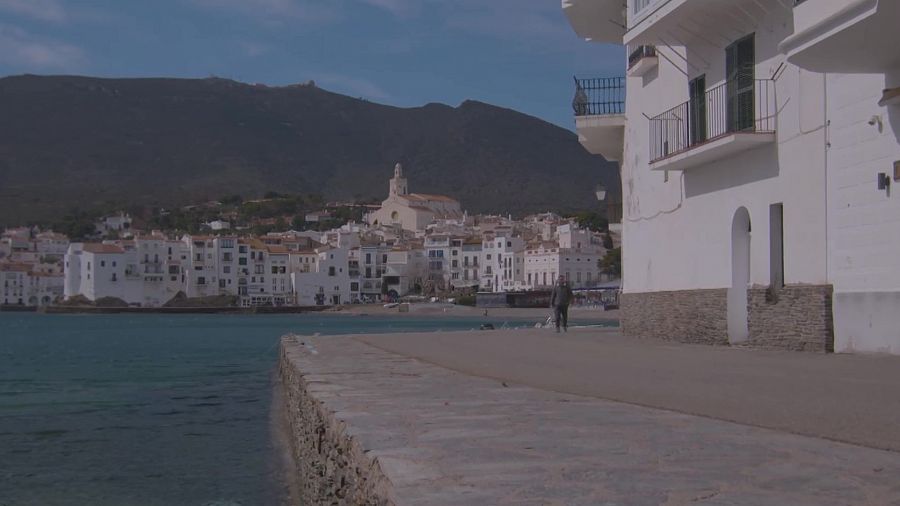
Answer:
[
  {"xmin": 95, "ymin": 212, "xmax": 133, "ymax": 237},
  {"xmin": 292, "ymin": 246, "xmax": 353, "ymax": 306},
  {"xmin": 563, "ymin": 0, "xmax": 900, "ymax": 353},
  {"xmin": 64, "ymin": 237, "xmax": 185, "ymax": 307},
  {"xmin": 383, "ymin": 246, "xmax": 427, "ymax": 298},
  {"xmin": 1, "ymin": 263, "xmax": 63, "ymax": 306},
  {"xmin": 207, "ymin": 220, "xmax": 231, "ymax": 231},
  {"xmin": 481, "ymin": 233, "xmax": 525, "ymax": 293}
]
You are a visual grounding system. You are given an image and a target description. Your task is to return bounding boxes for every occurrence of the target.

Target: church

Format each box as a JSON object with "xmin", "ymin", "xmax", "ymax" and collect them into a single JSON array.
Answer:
[{"xmin": 366, "ymin": 164, "xmax": 463, "ymax": 232}]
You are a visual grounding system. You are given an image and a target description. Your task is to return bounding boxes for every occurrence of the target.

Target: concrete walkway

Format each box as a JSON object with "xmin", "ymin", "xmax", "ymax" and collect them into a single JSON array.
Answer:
[
  {"xmin": 359, "ymin": 328, "xmax": 900, "ymax": 452},
  {"xmin": 283, "ymin": 329, "xmax": 900, "ymax": 505}
]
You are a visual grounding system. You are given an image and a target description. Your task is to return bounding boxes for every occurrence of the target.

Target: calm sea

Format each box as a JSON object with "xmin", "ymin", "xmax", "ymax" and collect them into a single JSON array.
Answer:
[{"xmin": 0, "ymin": 312, "xmax": 592, "ymax": 506}]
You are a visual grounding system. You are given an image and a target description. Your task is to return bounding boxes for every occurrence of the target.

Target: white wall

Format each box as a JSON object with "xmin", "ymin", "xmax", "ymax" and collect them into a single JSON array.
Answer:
[
  {"xmin": 621, "ymin": 9, "xmax": 828, "ymax": 295},
  {"xmin": 826, "ymin": 72, "xmax": 900, "ymax": 353}
]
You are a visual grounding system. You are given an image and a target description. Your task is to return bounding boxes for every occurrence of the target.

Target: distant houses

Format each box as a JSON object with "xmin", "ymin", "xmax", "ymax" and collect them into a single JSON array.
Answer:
[{"xmin": 54, "ymin": 163, "xmax": 617, "ymax": 308}]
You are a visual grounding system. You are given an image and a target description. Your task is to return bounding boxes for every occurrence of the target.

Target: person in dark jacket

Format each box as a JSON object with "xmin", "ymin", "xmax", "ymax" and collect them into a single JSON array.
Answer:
[{"xmin": 549, "ymin": 276, "xmax": 574, "ymax": 333}]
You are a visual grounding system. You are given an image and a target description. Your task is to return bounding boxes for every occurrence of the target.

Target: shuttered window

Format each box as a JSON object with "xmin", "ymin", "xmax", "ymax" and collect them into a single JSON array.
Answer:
[{"xmin": 726, "ymin": 34, "xmax": 755, "ymax": 132}]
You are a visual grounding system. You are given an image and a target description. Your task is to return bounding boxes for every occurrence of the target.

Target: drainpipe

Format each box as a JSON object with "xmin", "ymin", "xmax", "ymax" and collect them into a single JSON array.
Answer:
[{"xmin": 823, "ymin": 73, "xmax": 830, "ymax": 285}]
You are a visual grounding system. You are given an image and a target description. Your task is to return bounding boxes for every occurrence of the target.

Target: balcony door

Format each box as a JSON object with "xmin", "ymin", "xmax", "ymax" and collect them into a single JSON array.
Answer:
[
  {"xmin": 689, "ymin": 75, "xmax": 706, "ymax": 145},
  {"xmin": 726, "ymin": 34, "xmax": 755, "ymax": 132}
]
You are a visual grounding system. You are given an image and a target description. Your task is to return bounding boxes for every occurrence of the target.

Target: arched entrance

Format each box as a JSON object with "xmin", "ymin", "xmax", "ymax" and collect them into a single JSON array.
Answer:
[{"xmin": 727, "ymin": 207, "xmax": 751, "ymax": 344}]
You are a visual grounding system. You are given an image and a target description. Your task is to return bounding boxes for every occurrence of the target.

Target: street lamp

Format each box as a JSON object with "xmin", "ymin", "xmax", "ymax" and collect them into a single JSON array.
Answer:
[{"xmin": 595, "ymin": 184, "xmax": 607, "ymax": 202}]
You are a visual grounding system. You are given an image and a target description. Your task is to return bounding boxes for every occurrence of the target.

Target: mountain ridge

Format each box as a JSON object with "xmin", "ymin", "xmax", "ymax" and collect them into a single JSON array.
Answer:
[{"xmin": 0, "ymin": 74, "xmax": 618, "ymax": 225}]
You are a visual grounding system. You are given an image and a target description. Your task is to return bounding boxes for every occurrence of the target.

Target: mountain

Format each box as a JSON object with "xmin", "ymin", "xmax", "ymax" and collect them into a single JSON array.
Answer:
[{"xmin": 0, "ymin": 75, "xmax": 618, "ymax": 225}]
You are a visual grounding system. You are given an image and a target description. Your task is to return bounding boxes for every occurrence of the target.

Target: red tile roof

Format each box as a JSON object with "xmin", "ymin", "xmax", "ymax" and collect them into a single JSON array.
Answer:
[{"xmin": 82, "ymin": 244, "xmax": 125, "ymax": 254}]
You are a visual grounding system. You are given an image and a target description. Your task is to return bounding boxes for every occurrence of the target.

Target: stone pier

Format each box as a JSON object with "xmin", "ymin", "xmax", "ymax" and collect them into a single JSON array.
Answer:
[{"xmin": 279, "ymin": 329, "xmax": 900, "ymax": 505}]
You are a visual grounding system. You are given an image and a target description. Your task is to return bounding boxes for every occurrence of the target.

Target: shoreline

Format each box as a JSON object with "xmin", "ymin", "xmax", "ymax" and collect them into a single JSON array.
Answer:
[{"xmin": 4, "ymin": 303, "xmax": 620, "ymax": 322}]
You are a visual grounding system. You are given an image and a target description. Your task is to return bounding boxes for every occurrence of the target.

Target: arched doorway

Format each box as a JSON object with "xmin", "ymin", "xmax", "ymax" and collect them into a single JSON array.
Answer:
[{"xmin": 728, "ymin": 207, "xmax": 751, "ymax": 344}]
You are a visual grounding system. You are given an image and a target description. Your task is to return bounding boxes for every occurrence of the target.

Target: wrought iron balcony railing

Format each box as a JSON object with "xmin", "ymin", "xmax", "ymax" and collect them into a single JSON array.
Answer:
[
  {"xmin": 649, "ymin": 79, "xmax": 776, "ymax": 163},
  {"xmin": 573, "ymin": 76, "xmax": 625, "ymax": 117},
  {"xmin": 628, "ymin": 46, "xmax": 657, "ymax": 69}
]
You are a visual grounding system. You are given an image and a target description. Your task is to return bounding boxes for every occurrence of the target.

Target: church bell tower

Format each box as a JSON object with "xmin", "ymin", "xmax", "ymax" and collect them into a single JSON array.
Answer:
[{"xmin": 389, "ymin": 162, "xmax": 408, "ymax": 197}]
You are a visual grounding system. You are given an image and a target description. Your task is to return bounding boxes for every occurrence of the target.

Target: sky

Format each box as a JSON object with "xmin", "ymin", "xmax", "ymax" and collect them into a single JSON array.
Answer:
[{"xmin": 0, "ymin": 0, "xmax": 623, "ymax": 129}]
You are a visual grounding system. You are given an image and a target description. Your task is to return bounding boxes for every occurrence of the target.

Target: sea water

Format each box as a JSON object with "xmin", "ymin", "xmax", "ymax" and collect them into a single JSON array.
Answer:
[{"xmin": 0, "ymin": 312, "xmax": 609, "ymax": 505}]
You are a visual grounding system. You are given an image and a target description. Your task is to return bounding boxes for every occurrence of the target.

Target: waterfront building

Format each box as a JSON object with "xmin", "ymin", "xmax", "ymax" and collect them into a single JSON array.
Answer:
[
  {"xmin": 292, "ymin": 246, "xmax": 353, "ymax": 306},
  {"xmin": 481, "ymin": 232, "xmax": 525, "ymax": 293},
  {"xmin": 1, "ymin": 262, "xmax": 63, "ymax": 306},
  {"xmin": 383, "ymin": 246, "xmax": 427, "ymax": 299},
  {"xmin": 366, "ymin": 163, "xmax": 464, "ymax": 231},
  {"xmin": 562, "ymin": 0, "xmax": 900, "ymax": 353}
]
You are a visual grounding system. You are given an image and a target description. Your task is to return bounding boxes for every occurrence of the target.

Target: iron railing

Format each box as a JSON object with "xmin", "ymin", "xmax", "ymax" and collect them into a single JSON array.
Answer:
[
  {"xmin": 628, "ymin": 45, "xmax": 657, "ymax": 69},
  {"xmin": 573, "ymin": 76, "xmax": 625, "ymax": 116},
  {"xmin": 649, "ymin": 79, "xmax": 776, "ymax": 163},
  {"xmin": 634, "ymin": 0, "xmax": 655, "ymax": 14}
]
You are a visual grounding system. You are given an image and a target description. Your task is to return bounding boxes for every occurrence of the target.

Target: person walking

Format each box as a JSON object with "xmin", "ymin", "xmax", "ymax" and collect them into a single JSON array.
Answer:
[{"xmin": 549, "ymin": 275, "xmax": 574, "ymax": 333}]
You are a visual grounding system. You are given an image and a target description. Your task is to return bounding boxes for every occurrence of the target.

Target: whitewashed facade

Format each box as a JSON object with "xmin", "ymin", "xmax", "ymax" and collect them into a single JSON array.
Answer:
[{"xmin": 563, "ymin": 0, "xmax": 900, "ymax": 353}]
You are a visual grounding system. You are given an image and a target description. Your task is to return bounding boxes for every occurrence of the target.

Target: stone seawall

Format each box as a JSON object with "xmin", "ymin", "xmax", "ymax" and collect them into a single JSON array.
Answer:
[
  {"xmin": 622, "ymin": 285, "xmax": 834, "ymax": 351},
  {"xmin": 278, "ymin": 338, "xmax": 395, "ymax": 505}
]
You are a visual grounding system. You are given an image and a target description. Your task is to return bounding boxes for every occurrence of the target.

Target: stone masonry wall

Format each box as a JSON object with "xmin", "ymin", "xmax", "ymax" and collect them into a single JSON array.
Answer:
[
  {"xmin": 747, "ymin": 284, "xmax": 834, "ymax": 352},
  {"xmin": 278, "ymin": 340, "xmax": 395, "ymax": 505},
  {"xmin": 622, "ymin": 285, "xmax": 834, "ymax": 352},
  {"xmin": 621, "ymin": 289, "xmax": 728, "ymax": 345}
]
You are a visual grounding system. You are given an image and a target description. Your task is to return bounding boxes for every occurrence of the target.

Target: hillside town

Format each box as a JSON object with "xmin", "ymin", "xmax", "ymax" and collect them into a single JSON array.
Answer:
[{"xmin": 1, "ymin": 164, "xmax": 619, "ymax": 308}]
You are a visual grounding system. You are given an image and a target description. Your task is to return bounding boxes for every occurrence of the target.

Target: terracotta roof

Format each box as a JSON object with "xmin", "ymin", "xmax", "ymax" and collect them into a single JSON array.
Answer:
[
  {"xmin": 29, "ymin": 271, "xmax": 63, "ymax": 278},
  {"xmin": 266, "ymin": 245, "xmax": 289, "ymax": 254},
  {"xmin": 406, "ymin": 193, "xmax": 458, "ymax": 203},
  {"xmin": 82, "ymin": 243, "xmax": 125, "ymax": 254},
  {"xmin": 0, "ymin": 262, "xmax": 32, "ymax": 272}
]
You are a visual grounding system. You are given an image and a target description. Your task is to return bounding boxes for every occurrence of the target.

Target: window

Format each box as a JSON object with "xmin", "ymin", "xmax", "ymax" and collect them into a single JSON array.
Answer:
[
  {"xmin": 272, "ymin": 266, "xmax": 279, "ymax": 274},
  {"xmin": 100, "ymin": 260, "xmax": 105, "ymax": 267},
  {"xmin": 239, "ymin": 257, "xmax": 247, "ymax": 266},
  {"xmin": 223, "ymin": 252, "xmax": 233, "ymax": 262},
  {"xmin": 452, "ymin": 250, "xmax": 458, "ymax": 256},
  {"xmin": 351, "ymin": 282, "xmax": 359, "ymax": 291},
  {"xmin": 689, "ymin": 75, "xmax": 707, "ymax": 144},
  {"xmin": 219, "ymin": 279, "xmax": 226, "ymax": 288},
  {"xmin": 382, "ymin": 254, "xmax": 387, "ymax": 264},
  {"xmin": 365, "ymin": 253, "xmax": 372, "ymax": 264},
  {"xmin": 452, "ymin": 260, "xmax": 458, "ymax": 268},
  {"xmin": 198, "ymin": 277, "xmax": 206, "ymax": 285},
  {"xmin": 328, "ymin": 266, "xmax": 336, "ymax": 276},
  {"xmin": 239, "ymin": 245, "xmax": 247, "ymax": 253},
  {"xmin": 726, "ymin": 33, "xmax": 756, "ymax": 132}
]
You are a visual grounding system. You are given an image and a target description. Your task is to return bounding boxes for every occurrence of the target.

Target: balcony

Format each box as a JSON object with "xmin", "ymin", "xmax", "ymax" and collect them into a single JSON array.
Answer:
[
  {"xmin": 627, "ymin": 45, "xmax": 658, "ymax": 77},
  {"xmin": 626, "ymin": 0, "xmax": 776, "ymax": 47},
  {"xmin": 780, "ymin": 0, "xmax": 900, "ymax": 73},
  {"xmin": 649, "ymin": 79, "xmax": 776, "ymax": 171},
  {"xmin": 572, "ymin": 76, "xmax": 626, "ymax": 162},
  {"xmin": 561, "ymin": 0, "xmax": 625, "ymax": 44}
]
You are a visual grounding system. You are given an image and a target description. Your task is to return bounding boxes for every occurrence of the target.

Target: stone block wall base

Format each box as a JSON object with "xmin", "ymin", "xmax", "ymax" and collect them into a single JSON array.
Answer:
[
  {"xmin": 621, "ymin": 289, "xmax": 728, "ymax": 345},
  {"xmin": 279, "ymin": 343, "xmax": 395, "ymax": 505},
  {"xmin": 622, "ymin": 285, "xmax": 834, "ymax": 352},
  {"xmin": 748, "ymin": 284, "xmax": 834, "ymax": 352}
]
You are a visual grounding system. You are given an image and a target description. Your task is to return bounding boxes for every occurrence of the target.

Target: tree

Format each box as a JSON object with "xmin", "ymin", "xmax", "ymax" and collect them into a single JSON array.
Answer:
[
  {"xmin": 569, "ymin": 211, "xmax": 609, "ymax": 232},
  {"xmin": 602, "ymin": 232, "xmax": 614, "ymax": 250},
  {"xmin": 600, "ymin": 247, "xmax": 621, "ymax": 277}
]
